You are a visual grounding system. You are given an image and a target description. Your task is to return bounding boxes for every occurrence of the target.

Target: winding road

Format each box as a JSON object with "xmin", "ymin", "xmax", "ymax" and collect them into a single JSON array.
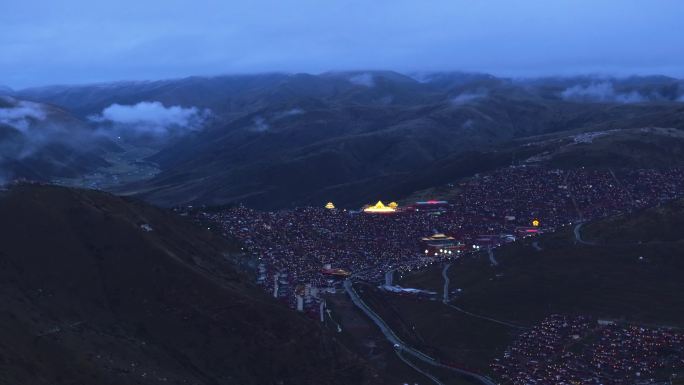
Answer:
[
  {"xmin": 531, "ymin": 241, "xmax": 542, "ymax": 251},
  {"xmin": 394, "ymin": 349, "xmax": 445, "ymax": 385},
  {"xmin": 442, "ymin": 263, "xmax": 451, "ymax": 303},
  {"xmin": 487, "ymin": 247, "xmax": 498, "ymax": 266},
  {"xmin": 439, "ymin": 260, "xmax": 526, "ymax": 329},
  {"xmin": 344, "ymin": 279, "xmax": 497, "ymax": 385},
  {"xmin": 573, "ymin": 222, "xmax": 594, "ymax": 245},
  {"xmin": 443, "ymin": 303, "xmax": 526, "ymax": 330},
  {"xmin": 573, "ymin": 220, "xmax": 664, "ymax": 247}
]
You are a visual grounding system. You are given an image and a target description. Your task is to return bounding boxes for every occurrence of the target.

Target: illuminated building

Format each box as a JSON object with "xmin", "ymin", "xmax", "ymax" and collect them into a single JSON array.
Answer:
[
  {"xmin": 516, "ymin": 226, "xmax": 540, "ymax": 236},
  {"xmin": 421, "ymin": 233, "xmax": 464, "ymax": 255},
  {"xmin": 412, "ymin": 200, "xmax": 449, "ymax": 213},
  {"xmin": 421, "ymin": 233, "xmax": 456, "ymax": 246},
  {"xmin": 415, "ymin": 200, "xmax": 448, "ymax": 205},
  {"xmin": 514, "ymin": 219, "xmax": 542, "ymax": 236},
  {"xmin": 325, "ymin": 202, "xmax": 335, "ymax": 209},
  {"xmin": 363, "ymin": 200, "xmax": 396, "ymax": 213}
]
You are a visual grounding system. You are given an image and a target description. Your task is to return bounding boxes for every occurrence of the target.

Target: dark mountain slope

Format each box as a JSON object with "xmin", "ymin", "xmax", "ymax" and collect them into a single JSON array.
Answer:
[
  {"xmin": 13, "ymin": 73, "xmax": 684, "ymax": 209},
  {"xmin": 583, "ymin": 196, "xmax": 684, "ymax": 243},
  {"xmin": 133, "ymin": 98, "xmax": 684, "ymax": 209},
  {"xmin": 0, "ymin": 184, "xmax": 375, "ymax": 385}
]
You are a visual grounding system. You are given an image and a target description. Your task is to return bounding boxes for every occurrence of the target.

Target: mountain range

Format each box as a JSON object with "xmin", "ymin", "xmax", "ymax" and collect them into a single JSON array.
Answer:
[{"xmin": 3, "ymin": 71, "xmax": 684, "ymax": 208}]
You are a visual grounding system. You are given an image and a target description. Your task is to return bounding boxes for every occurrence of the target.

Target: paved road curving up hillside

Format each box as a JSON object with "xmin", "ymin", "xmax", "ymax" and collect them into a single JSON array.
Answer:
[{"xmin": 344, "ymin": 279, "xmax": 497, "ymax": 385}]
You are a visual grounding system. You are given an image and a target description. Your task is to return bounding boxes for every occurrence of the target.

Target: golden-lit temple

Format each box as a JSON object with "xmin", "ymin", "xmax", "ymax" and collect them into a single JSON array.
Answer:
[
  {"xmin": 363, "ymin": 200, "xmax": 397, "ymax": 213},
  {"xmin": 325, "ymin": 202, "xmax": 335, "ymax": 209},
  {"xmin": 388, "ymin": 201, "xmax": 398, "ymax": 209}
]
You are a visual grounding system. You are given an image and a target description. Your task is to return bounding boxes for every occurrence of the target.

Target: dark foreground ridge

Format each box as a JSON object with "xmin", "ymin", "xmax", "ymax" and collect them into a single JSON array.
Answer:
[{"xmin": 0, "ymin": 183, "xmax": 376, "ymax": 385}]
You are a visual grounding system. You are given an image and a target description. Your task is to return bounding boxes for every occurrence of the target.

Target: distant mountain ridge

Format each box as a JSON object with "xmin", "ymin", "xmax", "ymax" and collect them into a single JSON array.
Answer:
[{"xmin": 16, "ymin": 72, "xmax": 684, "ymax": 117}]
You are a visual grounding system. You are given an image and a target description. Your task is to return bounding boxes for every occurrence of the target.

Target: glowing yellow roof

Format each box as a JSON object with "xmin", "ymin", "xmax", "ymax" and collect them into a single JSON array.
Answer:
[
  {"xmin": 325, "ymin": 202, "xmax": 335, "ymax": 209},
  {"xmin": 363, "ymin": 200, "xmax": 396, "ymax": 213},
  {"xmin": 388, "ymin": 201, "xmax": 398, "ymax": 209}
]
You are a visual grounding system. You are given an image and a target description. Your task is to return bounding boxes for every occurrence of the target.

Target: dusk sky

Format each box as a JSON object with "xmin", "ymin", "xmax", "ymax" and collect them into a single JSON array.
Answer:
[{"xmin": 2, "ymin": 0, "xmax": 683, "ymax": 88}]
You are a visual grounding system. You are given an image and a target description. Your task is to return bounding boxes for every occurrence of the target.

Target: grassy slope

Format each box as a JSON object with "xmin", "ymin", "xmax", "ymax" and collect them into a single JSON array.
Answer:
[
  {"xmin": 0, "ymin": 184, "xmax": 375, "ymax": 385},
  {"xmin": 383, "ymin": 198, "xmax": 684, "ymax": 374}
]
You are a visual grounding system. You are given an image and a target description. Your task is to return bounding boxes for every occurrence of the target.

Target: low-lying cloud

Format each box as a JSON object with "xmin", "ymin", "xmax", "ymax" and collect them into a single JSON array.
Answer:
[
  {"xmin": 247, "ymin": 109, "xmax": 305, "ymax": 131},
  {"xmin": 461, "ymin": 119, "xmax": 476, "ymax": 130},
  {"xmin": 0, "ymin": 97, "xmax": 76, "ymax": 181},
  {"xmin": 451, "ymin": 90, "xmax": 488, "ymax": 105},
  {"xmin": 0, "ymin": 97, "xmax": 53, "ymax": 161},
  {"xmin": 1, "ymin": 99, "xmax": 212, "ymax": 184},
  {"xmin": 348, "ymin": 73, "xmax": 375, "ymax": 87},
  {"xmin": 274, "ymin": 108, "xmax": 305, "ymax": 119},
  {"xmin": 250, "ymin": 116, "xmax": 270, "ymax": 132},
  {"xmin": 560, "ymin": 82, "xmax": 646, "ymax": 103},
  {"xmin": 0, "ymin": 97, "xmax": 47, "ymax": 133},
  {"xmin": 89, "ymin": 101, "xmax": 211, "ymax": 136}
]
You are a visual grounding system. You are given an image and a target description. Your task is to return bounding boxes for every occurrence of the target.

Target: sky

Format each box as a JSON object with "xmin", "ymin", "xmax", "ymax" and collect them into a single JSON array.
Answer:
[{"xmin": 1, "ymin": 0, "xmax": 683, "ymax": 88}]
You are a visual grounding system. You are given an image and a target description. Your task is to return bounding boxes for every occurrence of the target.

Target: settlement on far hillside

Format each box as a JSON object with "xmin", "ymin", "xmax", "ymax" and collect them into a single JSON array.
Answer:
[{"xmin": 193, "ymin": 166, "xmax": 684, "ymax": 316}]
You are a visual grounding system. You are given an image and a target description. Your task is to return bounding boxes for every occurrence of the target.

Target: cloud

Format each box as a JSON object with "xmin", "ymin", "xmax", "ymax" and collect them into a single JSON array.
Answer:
[
  {"xmin": 250, "ymin": 116, "xmax": 270, "ymax": 132},
  {"xmin": 0, "ymin": 99, "xmax": 212, "ymax": 183},
  {"xmin": 348, "ymin": 73, "xmax": 375, "ymax": 87},
  {"xmin": 0, "ymin": 98, "xmax": 216, "ymax": 187},
  {"xmin": 0, "ymin": 98, "xmax": 78, "ymax": 174},
  {"xmin": 451, "ymin": 90, "xmax": 488, "ymax": 105},
  {"xmin": 249, "ymin": 109, "xmax": 304, "ymax": 131},
  {"xmin": 89, "ymin": 101, "xmax": 210, "ymax": 136},
  {"xmin": 407, "ymin": 72, "xmax": 434, "ymax": 84},
  {"xmin": 0, "ymin": 97, "xmax": 47, "ymax": 133},
  {"xmin": 0, "ymin": 97, "xmax": 56, "ymax": 161},
  {"xmin": 273, "ymin": 108, "xmax": 305, "ymax": 120},
  {"xmin": 560, "ymin": 82, "xmax": 647, "ymax": 103}
]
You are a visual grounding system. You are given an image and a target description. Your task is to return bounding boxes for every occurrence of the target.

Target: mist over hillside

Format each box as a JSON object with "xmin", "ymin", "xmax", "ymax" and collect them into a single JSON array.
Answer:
[
  {"xmin": 0, "ymin": 96, "xmax": 118, "ymax": 183},
  {"xmin": 4, "ymin": 71, "xmax": 684, "ymax": 208}
]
